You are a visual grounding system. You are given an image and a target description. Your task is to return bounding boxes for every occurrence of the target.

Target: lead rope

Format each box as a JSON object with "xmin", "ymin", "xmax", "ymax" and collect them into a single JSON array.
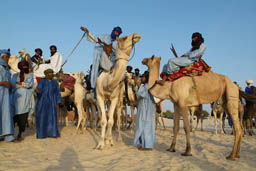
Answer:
[{"xmin": 61, "ymin": 33, "xmax": 86, "ymax": 68}]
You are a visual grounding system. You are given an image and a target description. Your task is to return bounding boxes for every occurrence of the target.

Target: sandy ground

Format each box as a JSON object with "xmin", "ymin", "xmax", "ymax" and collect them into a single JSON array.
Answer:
[{"xmin": 0, "ymin": 118, "xmax": 256, "ymax": 171}]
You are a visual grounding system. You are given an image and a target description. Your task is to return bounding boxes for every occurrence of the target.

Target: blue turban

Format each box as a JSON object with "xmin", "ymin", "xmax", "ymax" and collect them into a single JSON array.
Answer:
[
  {"xmin": 0, "ymin": 49, "xmax": 11, "ymax": 67},
  {"xmin": 111, "ymin": 26, "xmax": 122, "ymax": 42}
]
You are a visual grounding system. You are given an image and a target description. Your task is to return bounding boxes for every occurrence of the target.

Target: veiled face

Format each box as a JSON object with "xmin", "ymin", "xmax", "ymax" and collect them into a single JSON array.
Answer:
[{"xmin": 2, "ymin": 54, "xmax": 10, "ymax": 63}]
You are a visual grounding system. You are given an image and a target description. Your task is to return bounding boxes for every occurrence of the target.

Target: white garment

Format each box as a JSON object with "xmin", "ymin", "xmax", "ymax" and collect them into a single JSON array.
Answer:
[{"xmin": 33, "ymin": 52, "xmax": 62, "ymax": 77}]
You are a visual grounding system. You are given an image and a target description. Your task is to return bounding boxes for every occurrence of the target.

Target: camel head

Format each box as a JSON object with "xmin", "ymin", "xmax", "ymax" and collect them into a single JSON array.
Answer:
[
  {"xmin": 18, "ymin": 48, "xmax": 32, "ymax": 63},
  {"xmin": 142, "ymin": 55, "xmax": 161, "ymax": 88},
  {"xmin": 116, "ymin": 33, "xmax": 141, "ymax": 57},
  {"xmin": 71, "ymin": 72, "xmax": 85, "ymax": 83},
  {"xmin": 8, "ymin": 55, "xmax": 20, "ymax": 73}
]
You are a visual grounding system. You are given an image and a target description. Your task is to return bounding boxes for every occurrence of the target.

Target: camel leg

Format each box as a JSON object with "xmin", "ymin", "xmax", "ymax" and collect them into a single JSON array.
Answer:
[
  {"xmin": 130, "ymin": 106, "xmax": 135, "ymax": 130},
  {"xmin": 96, "ymin": 98, "xmax": 107, "ymax": 149},
  {"xmin": 155, "ymin": 111, "xmax": 159, "ymax": 131},
  {"xmin": 116, "ymin": 104, "xmax": 122, "ymax": 142},
  {"xmin": 105, "ymin": 98, "xmax": 118, "ymax": 146},
  {"xmin": 181, "ymin": 107, "xmax": 192, "ymax": 156},
  {"xmin": 167, "ymin": 104, "xmax": 180, "ymax": 152},
  {"xmin": 76, "ymin": 104, "xmax": 85, "ymax": 134},
  {"xmin": 213, "ymin": 111, "xmax": 218, "ymax": 135},
  {"xmin": 200, "ymin": 116, "xmax": 204, "ymax": 131},
  {"xmin": 91, "ymin": 104, "xmax": 97, "ymax": 130},
  {"xmin": 191, "ymin": 110, "xmax": 195, "ymax": 132},
  {"xmin": 220, "ymin": 112, "xmax": 225, "ymax": 134},
  {"xmin": 195, "ymin": 116, "xmax": 199, "ymax": 131},
  {"xmin": 226, "ymin": 106, "xmax": 242, "ymax": 160},
  {"xmin": 160, "ymin": 112, "xmax": 166, "ymax": 130}
]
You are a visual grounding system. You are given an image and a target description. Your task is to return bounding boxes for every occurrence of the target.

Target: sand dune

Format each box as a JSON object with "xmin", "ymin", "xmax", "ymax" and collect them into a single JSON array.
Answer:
[{"xmin": 0, "ymin": 118, "xmax": 255, "ymax": 171}]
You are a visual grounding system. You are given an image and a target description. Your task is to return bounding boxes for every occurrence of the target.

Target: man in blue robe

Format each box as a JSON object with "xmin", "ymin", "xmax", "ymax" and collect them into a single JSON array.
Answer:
[
  {"xmin": 36, "ymin": 69, "xmax": 62, "ymax": 139},
  {"xmin": 80, "ymin": 26, "xmax": 122, "ymax": 90},
  {"xmin": 133, "ymin": 72, "xmax": 156, "ymax": 150},
  {"xmin": 158, "ymin": 32, "xmax": 206, "ymax": 85},
  {"xmin": 0, "ymin": 49, "xmax": 15, "ymax": 142},
  {"xmin": 13, "ymin": 61, "xmax": 35, "ymax": 141},
  {"xmin": 245, "ymin": 80, "xmax": 255, "ymax": 94}
]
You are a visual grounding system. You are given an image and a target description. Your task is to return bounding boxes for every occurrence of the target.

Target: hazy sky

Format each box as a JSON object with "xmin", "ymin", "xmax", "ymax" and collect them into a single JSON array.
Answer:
[{"xmin": 1, "ymin": 0, "xmax": 256, "ymax": 112}]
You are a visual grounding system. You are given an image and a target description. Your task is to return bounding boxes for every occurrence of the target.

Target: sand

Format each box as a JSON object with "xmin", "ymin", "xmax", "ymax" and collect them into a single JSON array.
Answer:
[{"xmin": 0, "ymin": 118, "xmax": 255, "ymax": 171}]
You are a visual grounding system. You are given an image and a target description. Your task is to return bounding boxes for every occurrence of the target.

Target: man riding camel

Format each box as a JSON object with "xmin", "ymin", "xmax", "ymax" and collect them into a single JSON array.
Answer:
[
  {"xmin": 33, "ymin": 45, "xmax": 63, "ymax": 80},
  {"xmin": 80, "ymin": 26, "xmax": 123, "ymax": 92},
  {"xmin": 157, "ymin": 32, "xmax": 207, "ymax": 85}
]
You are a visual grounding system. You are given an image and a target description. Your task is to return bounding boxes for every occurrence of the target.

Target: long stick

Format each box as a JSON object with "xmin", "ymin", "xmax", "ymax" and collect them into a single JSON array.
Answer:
[{"xmin": 170, "ymin": 43, "xmax": 178, "ymax": 58}]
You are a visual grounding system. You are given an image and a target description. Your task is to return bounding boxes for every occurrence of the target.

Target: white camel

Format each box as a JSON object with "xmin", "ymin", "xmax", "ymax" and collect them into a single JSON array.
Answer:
[
  {"xmin": 96, "ymin": 33, "xmax": 141, "ymax": 149},
  {"xmin": 155, "ymin": 102, "xmax": 166, "ymax": 130},
  {"xmin": 70, "ymin": 72, "xmax": 87, "ymax": 133},
  {"xmin": 211, "ymin": 98, "xmax": 226, "ymax": 135}
]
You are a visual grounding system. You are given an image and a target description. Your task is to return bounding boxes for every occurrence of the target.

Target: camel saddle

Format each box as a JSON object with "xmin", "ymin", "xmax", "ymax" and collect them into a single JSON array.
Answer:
[
  {"xmin": 160, "ymin": 57, "xmax": 211, "ymax": 82},
  {"xmin": 59, "ymin": 74, "xmax": 76, "ymax": 91}
]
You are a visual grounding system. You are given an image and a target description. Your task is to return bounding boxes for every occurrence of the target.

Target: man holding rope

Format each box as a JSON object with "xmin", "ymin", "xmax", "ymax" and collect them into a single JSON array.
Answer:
[{"xmin": 80, "ymin": 26, "xmax": 122, "ymax": 98}]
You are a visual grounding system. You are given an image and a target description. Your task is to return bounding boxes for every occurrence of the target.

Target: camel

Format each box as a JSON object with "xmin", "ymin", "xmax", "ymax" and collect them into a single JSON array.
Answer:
[
  {"xmin": 211, "ymin": 98, "xmax": 226, "ymax": 135},
  {"xmin": 189, "ymin": 105, "xmax": 204, "ymax": 132},
  {"xmin": 8, "ymin": 55, "xmax": 20, "ymax": 73},
  {"xmin": 123, "ymin": 72, "xmax": 138, "ymax": 129},
  {"xmin": 70, "ymin": 72, "xmax": 87, "ymax": 133},
  {"xmin": 155, "ymin": 102, "xmax": 166, "ymax": 130},
  {"xmin": 96, "ymin": 33, "xmax": 141, "ymax": 149},
  {"xmin": 142, "ymin": 55, "xmax": 242, "ymax": 160}
]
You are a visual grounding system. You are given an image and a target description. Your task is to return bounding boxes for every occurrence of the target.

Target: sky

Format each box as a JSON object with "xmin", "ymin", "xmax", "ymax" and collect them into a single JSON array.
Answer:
[{"xmin": 1, "ymin": 0, "xmax": 256, "ymax": 112}]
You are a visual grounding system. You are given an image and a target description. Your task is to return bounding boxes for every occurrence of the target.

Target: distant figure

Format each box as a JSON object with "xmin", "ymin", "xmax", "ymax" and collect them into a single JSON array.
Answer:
[
  {"xmin": 31, "ymin": 48, "xmax": 44, "ymax": 67},
  {"xmin": 0, "ymin": 49, "xmax": 15, "ymax": 142},
  {"xmin": 36, "ymin": 69, "xmax": 62, "ymax": 139},
  {"xmin": 133, "ymin": 72, "xmax": 156, "ymax": 150},
  {"xmin": 245, "ymin": 80, "xmax": 255, "ymax": 94},
  {"xmin": 34, "ymin": 45, "xmax": 63, "ymax": 79},
  {"xmin": 13, "ymin": 61, "xmax": 35, "ymax": 141}
]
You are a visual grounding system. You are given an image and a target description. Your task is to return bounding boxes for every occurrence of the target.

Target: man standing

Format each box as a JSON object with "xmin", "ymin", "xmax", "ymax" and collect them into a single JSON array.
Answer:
[
  {"xmin": 33, "ymin": 45, "xmax": 62, "ymax": 79},
  {"xmin": 36, "ymin": 69, "xmax": 61, "ymax": 139},
  {"xmin": 0, "ymin": 49, "xmax": 15, "ymax": 142},
  {"xmin": 133, "ymin": 72, "xmax": 156, "ymax": 150},
  {"xmin": 80, "ymin": 26, "xmax": 122, "ymax": 89}
]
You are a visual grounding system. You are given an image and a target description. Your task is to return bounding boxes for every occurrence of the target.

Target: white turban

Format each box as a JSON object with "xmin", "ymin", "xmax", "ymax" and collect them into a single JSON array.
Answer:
[{"xmin": 246, "ymin": 80, "xmax": 253, "ymax": 84}]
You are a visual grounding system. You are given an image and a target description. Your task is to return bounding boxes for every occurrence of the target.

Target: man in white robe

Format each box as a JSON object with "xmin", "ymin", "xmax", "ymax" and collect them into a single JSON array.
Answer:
[{"xmin": 33, "ymin": 45, "xmax": 62, "ymax": 78}]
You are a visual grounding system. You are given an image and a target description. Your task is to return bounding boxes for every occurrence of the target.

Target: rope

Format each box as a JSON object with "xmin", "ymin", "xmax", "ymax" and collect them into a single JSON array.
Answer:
[{"xmin": 61, "ymin": 33, "xmax": 86, "ymax": 68}]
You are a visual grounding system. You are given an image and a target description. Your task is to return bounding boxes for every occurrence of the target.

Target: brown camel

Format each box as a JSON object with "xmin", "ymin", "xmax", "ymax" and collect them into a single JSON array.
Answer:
[{"xmin": 142, "ymin": 55, "xmax": 242, "ymax": 160}]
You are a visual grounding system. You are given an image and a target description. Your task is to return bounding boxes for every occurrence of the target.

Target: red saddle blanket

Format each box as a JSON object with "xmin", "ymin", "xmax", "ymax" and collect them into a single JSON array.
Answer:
[
  {"xmin": 61, "ymin": 74, "xmax": 76, "ymax": 91},
  {"xmin": 160, "ymin": 59, "xmax": 207, "ymax": 82}
]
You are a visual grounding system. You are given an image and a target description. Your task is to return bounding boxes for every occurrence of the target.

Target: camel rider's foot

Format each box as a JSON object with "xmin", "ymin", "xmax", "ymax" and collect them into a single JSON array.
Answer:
[{"xmin": 156, "ymin": 80, "xmax": 165, "ymax": 86}]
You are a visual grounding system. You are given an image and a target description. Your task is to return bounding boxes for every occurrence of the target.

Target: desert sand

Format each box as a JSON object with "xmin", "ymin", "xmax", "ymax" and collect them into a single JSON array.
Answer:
[{"xmin": 0, "ymin": 118, "xmax": 255, "ymax": 171}]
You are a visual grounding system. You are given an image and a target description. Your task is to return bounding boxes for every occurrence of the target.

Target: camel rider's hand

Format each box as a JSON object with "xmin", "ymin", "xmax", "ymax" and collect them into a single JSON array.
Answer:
[
  {"xmin": 80, "ymin": 26, "xmax": 89, "ymax": 33},
  {"xmin": 181, "ymin": 53, "xmax": 189, "ymax": 57}
]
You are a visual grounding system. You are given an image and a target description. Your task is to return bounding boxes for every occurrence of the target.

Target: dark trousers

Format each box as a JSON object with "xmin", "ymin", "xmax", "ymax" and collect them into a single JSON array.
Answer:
[{"xmin": 14, "ymin": 113, "xmax": 29, "ymax": 133}]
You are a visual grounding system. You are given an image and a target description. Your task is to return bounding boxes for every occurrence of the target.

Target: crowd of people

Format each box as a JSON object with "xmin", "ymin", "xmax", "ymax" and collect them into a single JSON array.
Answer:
[{"xmin": 1, "ymin": 26, "xmax": 255, "ymax": 152}]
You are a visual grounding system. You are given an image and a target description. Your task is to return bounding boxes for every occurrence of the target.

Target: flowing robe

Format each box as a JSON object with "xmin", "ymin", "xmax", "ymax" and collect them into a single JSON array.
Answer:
[
  {"xmin": 133, "ymin": 83, "xmax": 156, "ymax": 148},
  {"xmin": 86, "ymin": 32, "xmax": 117, "ymax": 88},
  {"xmin": 164, "ymin": 43, "xmax": 206, "ymax": 74},
  {"xmin": 36, "ymin": 78, "xmax": 61, "ymax": 138},
  {"xmin": 0, "ymin": 65, "xmax": 15, "ymax": 141},
  {"xmin": 33, "ymin": 52, "xmax": 62, "ymax": 77},
  {"xmin": 13, "ymin": 73, "xmax": 35, "ymax": 115}
]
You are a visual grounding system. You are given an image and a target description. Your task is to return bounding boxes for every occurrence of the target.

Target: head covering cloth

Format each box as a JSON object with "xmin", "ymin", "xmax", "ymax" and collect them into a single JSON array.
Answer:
[{"xmin": 0, "ymin": 49, "xmax": 11, "ymax": 67}]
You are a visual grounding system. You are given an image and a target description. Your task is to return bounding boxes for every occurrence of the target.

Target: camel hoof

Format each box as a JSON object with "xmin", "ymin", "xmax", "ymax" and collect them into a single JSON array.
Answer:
[
  {"xmin": 166, "ymin": 148, "xmax": 175, "ymax": 152},
  {"xmin": 181, "ymin": 152, "xmax": 192, "ymax": 156},
  {"xmin": 235, "ymin": 154, "xmax": 240, "ymax": 158},
  {"xmin": 226, "ymin": 155, "xmax": 235, "ymax": 161}
]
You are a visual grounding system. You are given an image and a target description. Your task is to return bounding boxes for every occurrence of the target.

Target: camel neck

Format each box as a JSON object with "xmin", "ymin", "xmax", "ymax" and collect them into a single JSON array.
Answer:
[{"xmin": 148, "ymin": 61, "xmax": 160, "ymax": 89}]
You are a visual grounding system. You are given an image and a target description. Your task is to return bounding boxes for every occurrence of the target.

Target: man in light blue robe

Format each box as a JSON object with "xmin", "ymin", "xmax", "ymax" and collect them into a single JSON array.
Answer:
[
  {"xmin": 0, "ymin": 49, "xmax": 15, "ymax": 142},
  {"xmin": 80, "ymin": 26, "xmax": 122, "ymax": 89},
  {"xmin": 133, "ymin": 73, "xmax": 156, "ymax": 150},
  {"xmin": 12, "ymin": 60, "xmax": 35, "ymax": 140},
  {"xmin": 36, "ymin": 69, "xmax": 61, "ymax": 139}
]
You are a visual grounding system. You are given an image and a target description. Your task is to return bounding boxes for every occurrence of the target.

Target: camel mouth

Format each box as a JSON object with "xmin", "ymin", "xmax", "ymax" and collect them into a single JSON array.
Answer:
[{"xmin": 132, "ymin": 33, "xmax": 141, "ymax": 43}]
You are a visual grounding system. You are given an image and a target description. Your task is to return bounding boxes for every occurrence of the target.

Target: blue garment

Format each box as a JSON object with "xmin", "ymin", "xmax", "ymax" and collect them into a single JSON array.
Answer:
[
  {"xmin": 133, "ymin": 83, "xmax": 156, "ymax": 149},
  {"xmin": 0, "ymin": 65, "xmax": 15, "ymax": 142},
  {"xmin": 166, "ymin": 43, "xmax": 206, "ymax": 74},
  {"xmin": 0, "ymin": 49, "xmax": 11, "ymax": 67},
  {"xmin": 13, "ymin": 73, "xmax": 35, "ymax": 115},
  {"xmin": 86, "ymin": 32, "xmax": 117, "ymax": 88},
  {"xmin": 245, "ymin": 86, "xmax": 255, "ymax": 94},
  {"xmin": 36, "ymin": 78, "xmax": 61, "ymax": 138}
]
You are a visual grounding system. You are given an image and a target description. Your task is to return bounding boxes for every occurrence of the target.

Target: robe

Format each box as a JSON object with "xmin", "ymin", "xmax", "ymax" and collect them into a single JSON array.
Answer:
[
  {"xmin": 133, "ymin": 83, "xmax": 156, "ymax": 149},
  {"xmin": 0, "ymin": 65, "xmax": 15, "ymax": 142},
  {"xmin": 86, "ymin": 32, "xmax": 117, "ymax": 88},
  {"xmin": 36, "ymin": 78, "xmax": 62, "ymax": 138},
  {"xmin": 13, "ymin": 73, "xmax": 35, "ymax": 115},
  {"xmin": 33, "ymin": 52, "xmax": 62, "ymax": 77},
  {"xmin": 165, "ymin": 43, "xmax": 206, "ymax": 74}
]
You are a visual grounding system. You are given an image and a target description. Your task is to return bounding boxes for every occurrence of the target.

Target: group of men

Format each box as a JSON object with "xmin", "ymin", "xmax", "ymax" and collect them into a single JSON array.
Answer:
[{"xmin": 3, "ymin": 26, "xmax": 250, "ymax": 150}]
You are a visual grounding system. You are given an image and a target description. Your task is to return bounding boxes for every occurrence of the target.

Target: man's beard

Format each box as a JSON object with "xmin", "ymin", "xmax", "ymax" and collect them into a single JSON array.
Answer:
[{"xmin": 191, "ymin": 40, "xmax": 202, "ymax": 51}]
